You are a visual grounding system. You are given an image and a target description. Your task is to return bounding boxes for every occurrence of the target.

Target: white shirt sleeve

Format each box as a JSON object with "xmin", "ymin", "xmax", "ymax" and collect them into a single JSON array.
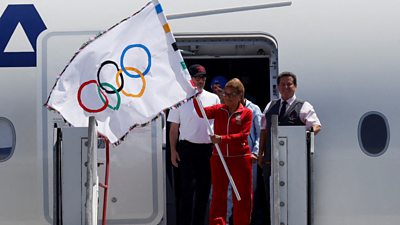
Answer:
[
  {"xmin": 260, "ymin": 102, "xmax": 271, "ymax": 130},
  {"xmin": 167, "ymin": 108, "xmax": 180, "ymax": 124},
  {"xmin": 300, "ymin": 101, "xmax": 321, "ymax": 130}
]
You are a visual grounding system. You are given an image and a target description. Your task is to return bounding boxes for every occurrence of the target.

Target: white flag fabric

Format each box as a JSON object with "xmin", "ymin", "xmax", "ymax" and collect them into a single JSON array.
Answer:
[{"xmin": 46, "ymin": 1, "xmax": 195, "ymax": 144}]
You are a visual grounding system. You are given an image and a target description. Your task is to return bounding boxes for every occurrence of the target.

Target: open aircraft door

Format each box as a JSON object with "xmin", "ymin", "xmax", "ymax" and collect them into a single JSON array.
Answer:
[{"xmin": 269, "ymin": 115, "xmax": 315, "ymax": 225}]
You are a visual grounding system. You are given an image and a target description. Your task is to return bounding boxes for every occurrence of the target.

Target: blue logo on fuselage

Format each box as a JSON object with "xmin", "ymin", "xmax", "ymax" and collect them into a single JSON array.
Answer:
[{"xmin": 0, "ymin": 4, "xmax": 47, "ymax": 67}]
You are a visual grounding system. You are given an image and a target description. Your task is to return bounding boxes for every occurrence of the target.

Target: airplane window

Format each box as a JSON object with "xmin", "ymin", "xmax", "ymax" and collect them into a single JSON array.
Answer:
[
  {"xmin": 0, "ymin": 117, "xmax": 16, "ymax": 162},
  {"xmin": 358, "ymin": 112, "xmax": 389, "ymax": 157}
]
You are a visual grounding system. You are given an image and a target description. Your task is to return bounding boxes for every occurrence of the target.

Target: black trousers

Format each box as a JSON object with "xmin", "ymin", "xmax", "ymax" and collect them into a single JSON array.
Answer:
[
  {"xmin": 177, "ymin": 140, "xmax": 212, "ymax": 225},
  {"xmin": 250, "ymin": 166, "xmax": 271, "ymax": 225}
]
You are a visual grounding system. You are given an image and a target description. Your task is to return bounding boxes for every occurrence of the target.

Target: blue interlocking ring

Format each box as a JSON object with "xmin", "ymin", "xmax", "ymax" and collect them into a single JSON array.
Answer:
[{"xmin": 120, "ymin": 44, "xmax": 151, "ymax": 78}]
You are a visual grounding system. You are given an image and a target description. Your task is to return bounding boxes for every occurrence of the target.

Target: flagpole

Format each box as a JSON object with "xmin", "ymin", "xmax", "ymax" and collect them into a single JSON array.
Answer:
[{"xmin": 194, "ymin": 96, "xmax": 241, "ymax": 201}]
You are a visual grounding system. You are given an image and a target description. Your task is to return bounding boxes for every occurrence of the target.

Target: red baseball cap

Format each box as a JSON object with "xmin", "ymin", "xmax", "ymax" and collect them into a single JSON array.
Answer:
[{"xmin": 188, "ymin": 64, "xmax": 207, "ymax": 77}]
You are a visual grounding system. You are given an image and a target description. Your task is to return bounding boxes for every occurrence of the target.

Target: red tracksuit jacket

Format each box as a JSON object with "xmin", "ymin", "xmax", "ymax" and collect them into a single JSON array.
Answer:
[{"xmin": 194, "ymin": 101, "xmax": 253, "ymax": 156}]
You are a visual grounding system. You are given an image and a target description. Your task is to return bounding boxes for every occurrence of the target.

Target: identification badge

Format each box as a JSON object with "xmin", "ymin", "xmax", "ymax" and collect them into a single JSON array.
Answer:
[{"xmin": 235, "ymin": 115, "xmax": 242, "ymax": 125}]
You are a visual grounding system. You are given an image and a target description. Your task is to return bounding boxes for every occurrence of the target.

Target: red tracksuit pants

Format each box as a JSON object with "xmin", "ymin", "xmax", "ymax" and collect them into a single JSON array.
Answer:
[{"xmin": 209, "ymin": 154, "xmax": 253, "ymax": 225}]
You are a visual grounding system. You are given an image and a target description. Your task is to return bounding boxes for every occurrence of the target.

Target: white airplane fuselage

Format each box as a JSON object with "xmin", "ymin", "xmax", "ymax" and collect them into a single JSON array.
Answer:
[{"xmin": 0, "ymin": 0, "xmax": 399, "ymax": 225}]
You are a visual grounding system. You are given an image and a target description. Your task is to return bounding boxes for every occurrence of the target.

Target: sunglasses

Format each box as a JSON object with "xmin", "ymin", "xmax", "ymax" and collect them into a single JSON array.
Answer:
[
  {"xmin": 222, "ymin": 91, "xmax": 238, "ymax": 98},
  {"xmin": 193, "ymin": 75, "xmax": 206, "ymax": 80}
]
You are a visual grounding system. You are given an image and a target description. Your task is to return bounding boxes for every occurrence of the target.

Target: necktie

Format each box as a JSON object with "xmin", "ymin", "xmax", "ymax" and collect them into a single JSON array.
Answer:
[{"xmin": 279, "ymin": 100, "xmax": 287, "ymax": 120}]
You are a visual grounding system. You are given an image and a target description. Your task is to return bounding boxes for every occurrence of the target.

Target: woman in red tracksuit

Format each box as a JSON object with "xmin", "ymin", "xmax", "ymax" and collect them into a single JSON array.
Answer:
[{"xmin": 194, "ymin": 78, "xmax": 253, "ymax": 225}]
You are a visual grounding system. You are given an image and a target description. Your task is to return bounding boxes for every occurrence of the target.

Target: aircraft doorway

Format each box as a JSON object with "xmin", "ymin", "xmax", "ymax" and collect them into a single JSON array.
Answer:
[{"xmin": 164, "ymin": 33, "xmax": 279, "ymax": 225}]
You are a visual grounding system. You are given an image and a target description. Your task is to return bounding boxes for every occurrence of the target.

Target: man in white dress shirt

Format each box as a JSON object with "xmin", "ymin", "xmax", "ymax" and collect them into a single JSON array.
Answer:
[
  {"xmin": 168, "ymin": 64, "xmax": 220, "ymax": 225},
  {"xmin": 257, "ymin": 71, "xmax": 321, "ymax": 225}
]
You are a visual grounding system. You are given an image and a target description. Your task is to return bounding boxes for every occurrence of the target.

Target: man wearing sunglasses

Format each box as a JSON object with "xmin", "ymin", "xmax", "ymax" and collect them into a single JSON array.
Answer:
[{"xmin": 168, "ymin": 64, "xmax": 220, "ymax": 225}]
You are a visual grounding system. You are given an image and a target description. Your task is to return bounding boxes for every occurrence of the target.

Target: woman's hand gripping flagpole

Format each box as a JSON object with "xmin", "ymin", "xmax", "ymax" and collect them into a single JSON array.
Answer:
[{"xmin": 194, "ymin": 95, "xmax": 241, "ymax": 201}]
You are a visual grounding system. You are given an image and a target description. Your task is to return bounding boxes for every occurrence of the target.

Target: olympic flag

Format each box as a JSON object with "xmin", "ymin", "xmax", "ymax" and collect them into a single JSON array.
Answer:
[{"xmin": 46, "ymin": 1, "xmax": 195, "ymax": 144}]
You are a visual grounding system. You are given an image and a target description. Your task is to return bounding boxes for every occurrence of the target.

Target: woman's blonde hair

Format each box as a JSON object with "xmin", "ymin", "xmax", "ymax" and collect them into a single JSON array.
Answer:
[{"xmin": 225, "ymin": 78, "xmax": 245, "ymax": 99}]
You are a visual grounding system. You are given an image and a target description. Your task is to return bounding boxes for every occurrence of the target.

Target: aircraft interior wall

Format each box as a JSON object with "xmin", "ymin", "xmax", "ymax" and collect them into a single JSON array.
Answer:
[{"xmin": 184, "ymin": 57, "xmax": 270, "ymax": 110}]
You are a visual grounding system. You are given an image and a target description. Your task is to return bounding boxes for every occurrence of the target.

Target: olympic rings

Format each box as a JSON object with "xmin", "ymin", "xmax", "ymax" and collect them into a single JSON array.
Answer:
[
  {"xmin": 78, "ymin": 80, "xmax": 109, "ymax": 113},
  {"xmin": 120, "ymin": 44, "xmax": 151, "ymax": 78},
  {"xmin": 115, "ymin": 67, "xmax": 146, "ymax": 98},
  {"xmin": 97, "ymin": 60, "xmax": 124, "ymax": 94},
  {"xmin": 77, "ymin": 43, "xmax": 151, "ymax": 113}
]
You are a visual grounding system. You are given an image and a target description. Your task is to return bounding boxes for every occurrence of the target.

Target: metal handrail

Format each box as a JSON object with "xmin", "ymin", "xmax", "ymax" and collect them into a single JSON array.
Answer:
[
  {"xmin": 86, "ymin": 116, "xmax": 98, "ymax": 225},
  {"xmin": 307, "ymin": 131, "xmax": 315, "ymax": 225},
  {"xmin": 166, "ymin": 1, "xmax": 292, "ymax": 20},
  {"xmin": 99, "ymin": 139, "xmax": 110, "ymax": 225},
  {"xmin": 271, "ymin": 115, "xmax": 280, "ymax": 225}
]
